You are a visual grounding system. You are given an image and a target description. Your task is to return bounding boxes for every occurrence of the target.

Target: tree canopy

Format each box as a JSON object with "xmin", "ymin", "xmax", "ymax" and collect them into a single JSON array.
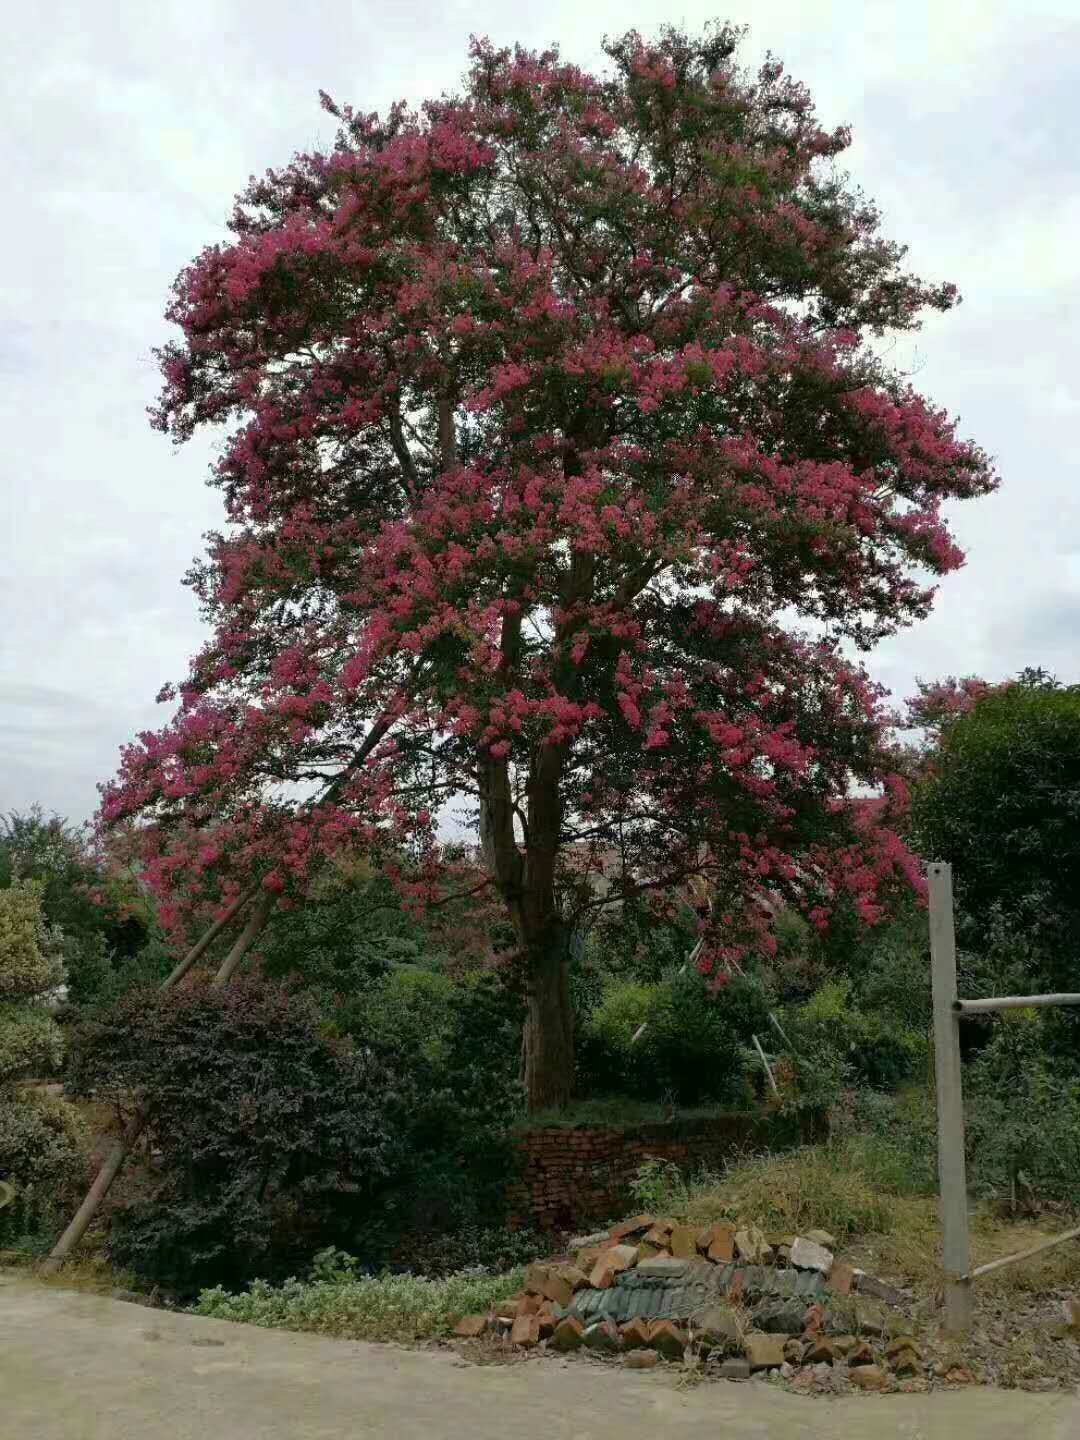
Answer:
[
  {"xmin": 100, "ymin": 25, "xmax": 994, "ymax": 1105},
  {"xmin": 910, "ymin": 670, "xmax": 1080, "ymax": 989}
]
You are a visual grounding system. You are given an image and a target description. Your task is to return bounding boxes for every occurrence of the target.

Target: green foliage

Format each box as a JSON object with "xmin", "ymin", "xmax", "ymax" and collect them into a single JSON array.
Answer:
[
  {"xmin": 0, "ymin": 881, "xmax": 64, "ymax": 1002},
  {"xmin": 62, "ymin": 933, "xmax": 173, "ymax": 1014},
  {"xmin": 0, "ymin": 878, "xmax": 89, "ymax": 1240},
  {"xmin": 779, "ymin": 979, "xmax": 927, "ymax": 1099},
  {"xmin": 258, "ymin": 861, "xmax": 441, "ymax": 1001},
  {"xmin": 0, "ymin": 810, "xmax": 155, "ymax": 1013},
  {"xmin": 399, "ymin": 1224, "xmax": 550, "ymax": 1278},
  {"xmin": 965, "ymin": 1010, "xmax": 1080, "ymax": 1211},
  {"xmin": 577, "ymin": 969, "xmax": 770, "ymax": 1105},
  {"xmin": 340, "ymin": 967, "xmax": 457, "ymax": 1070},
  {"xmin": 0, "ymin": 1090, "xmax": 89, "ymax": 1244},
  {"xmin": 0, "ymin": 1002, "xmax": 64, "ymax": 1081},
  {"xmin": 193, "ymin": 1260, "xmax": 526, "ymax": 1343},
  {"xmin": 70, "ymin": 969, "xmax": 523, "ymax": 1292},
  {"xmin": 911, "ymin": 674, "xmax": 1080, "ymax": 991},
  {"xmin": 584, "ymin": 900, "xmax": 699, "ymax": 985},
  {"xmin": 630, "ymin": 1158, "xmax": 694, "ymax": 1214}
]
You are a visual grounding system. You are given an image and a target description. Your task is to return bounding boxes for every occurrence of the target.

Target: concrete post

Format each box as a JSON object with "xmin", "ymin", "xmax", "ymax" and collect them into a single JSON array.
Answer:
[{"xmin": 928, "ymin": 861, "xmax": 973, "ymax": 1332}]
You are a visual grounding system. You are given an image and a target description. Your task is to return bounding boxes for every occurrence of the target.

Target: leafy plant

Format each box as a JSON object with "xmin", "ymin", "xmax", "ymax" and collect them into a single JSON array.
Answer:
[
  {"xmin": 0, "ymin": 881, "xmax": 89, "ymax": 1241},
  {"xmin": 194, "ymin": 1261, "xmax": 526, "ymax": 1343},
  {"xmin": 577, "ymin": 970, "xmax": 769, "ymax": 1105},
  {"xmin": 965, "ymin": 1010, "xmax": 1080, "ymax": 1212}
]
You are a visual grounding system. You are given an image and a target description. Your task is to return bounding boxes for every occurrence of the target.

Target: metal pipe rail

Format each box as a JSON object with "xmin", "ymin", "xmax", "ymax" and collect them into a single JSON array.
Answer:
[{"xmin": 955, "ymin": 992, "xmax": 1080, "ymax": 1015}]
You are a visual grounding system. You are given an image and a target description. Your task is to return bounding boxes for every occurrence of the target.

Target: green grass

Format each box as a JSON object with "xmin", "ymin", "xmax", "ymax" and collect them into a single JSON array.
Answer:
[{"xmin": 193, "ymin": 1266, "xmax": 527, "ymax": 1344}]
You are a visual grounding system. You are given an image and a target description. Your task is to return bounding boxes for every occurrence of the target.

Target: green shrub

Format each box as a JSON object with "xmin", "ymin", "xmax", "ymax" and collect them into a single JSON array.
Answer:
[
  {"xmin": 345, "ymin": 967, "xmax": 457, "ymax": 1070},
  {"xmin": 0, "ymin": 881, "xmax": 89, "ymax": 1242},
  {"xmin": 0, "ymin": 1002, "xmax": 64, "ymax": 1080},
  {"xmin": 780, "ymin": 980, "xmax": 926, "ymax": 1098},
  {"xmin": 0, "ymin": 881, "xmax": 64, "ymax": 1002},
  {"xmin": 577, "ymin": 970, "xmax": 769, "ymax": 1105},
  {"xmin": 400, "ymin": 1224, "xmax": 550, "ymax": 1278},
  {"xmin": 965, "ymin": 1010, "xmax": 1080, "ymax": 1211},
  {"xmin": 0, "ymin": 1090, "xmax": 89, "ymax": 1243},
  {"xmin": 70, "ymin": 972, "xmax": 523, "ymax": 1292},
  {"xmin": 193, "ymin": 1259, "xmax": 526, "ymax": 1343}
]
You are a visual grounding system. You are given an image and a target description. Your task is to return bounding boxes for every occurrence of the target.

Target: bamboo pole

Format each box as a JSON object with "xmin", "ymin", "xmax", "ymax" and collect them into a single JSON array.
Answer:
[
  {"xmin": 964, "ymin": 1224, "xmax": 1080, "ymax": 1283},
  {"xmin": 162, "ymin": 883, "xmax": 259, "ymax": 989}
]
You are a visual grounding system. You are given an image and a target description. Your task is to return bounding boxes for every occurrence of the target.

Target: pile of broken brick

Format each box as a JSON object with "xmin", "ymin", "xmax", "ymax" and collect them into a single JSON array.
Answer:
[{"xmin": 454, "ymin": 1212, "xmax": 930, "ymax": 1392}]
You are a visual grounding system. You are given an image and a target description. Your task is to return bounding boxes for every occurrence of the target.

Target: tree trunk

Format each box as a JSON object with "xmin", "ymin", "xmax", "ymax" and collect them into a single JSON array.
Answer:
[{"xmin": 522, "ymin": 919, "xmax": 575, "ymax": 1110}]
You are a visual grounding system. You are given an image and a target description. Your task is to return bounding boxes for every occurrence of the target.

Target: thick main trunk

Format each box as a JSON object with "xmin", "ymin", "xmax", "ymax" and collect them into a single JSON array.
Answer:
[{"xmin": 522, "ymin": 919, "xmax": 575, "ymax": 1111}]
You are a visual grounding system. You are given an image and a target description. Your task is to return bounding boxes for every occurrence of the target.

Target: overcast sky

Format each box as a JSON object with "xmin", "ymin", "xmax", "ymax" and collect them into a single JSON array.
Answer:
[{"xmin": 2, "ymin": 0, "xmax": 1078, "ymax": 822}]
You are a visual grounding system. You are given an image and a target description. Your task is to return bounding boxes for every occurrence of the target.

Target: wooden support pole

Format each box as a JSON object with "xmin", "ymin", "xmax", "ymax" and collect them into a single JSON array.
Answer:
[
  {"xmin": 162, "ymin": 883, "xmax": 259, "ymax": 989},
  {"xmin": 965, "ymin": 1223, "xmax": 1080, "ymax": 1282},
  {"xmin": 928, "ymin": 861, "xmax": 973, "ymax": 1333}
]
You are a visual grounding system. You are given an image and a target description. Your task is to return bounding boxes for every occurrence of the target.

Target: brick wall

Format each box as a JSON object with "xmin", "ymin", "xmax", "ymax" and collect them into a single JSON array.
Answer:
[{"xmin": 506, "ymin": 1109, "xmax": 824, "ymax": 1231}]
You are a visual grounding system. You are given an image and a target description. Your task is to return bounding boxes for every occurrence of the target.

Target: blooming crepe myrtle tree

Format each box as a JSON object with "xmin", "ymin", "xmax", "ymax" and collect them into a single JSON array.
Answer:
[{"xmin": 102, "ymin": 26, "xmax": 994, "ymax": 1109}]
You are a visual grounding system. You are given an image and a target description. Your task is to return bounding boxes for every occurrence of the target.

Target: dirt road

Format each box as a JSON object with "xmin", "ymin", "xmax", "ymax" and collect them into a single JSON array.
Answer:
[{"xmin": 2, "ymin": 1274, "xmax": 1077, "ymax": 1439}]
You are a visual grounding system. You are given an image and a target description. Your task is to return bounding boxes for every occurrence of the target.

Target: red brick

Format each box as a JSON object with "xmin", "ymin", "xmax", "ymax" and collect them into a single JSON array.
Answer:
[
  {"xmin": 554, "ymin": 1264, "xmax": 589, "ymax": 1292},
  {"xmin": 829, "ymin": 1260, "xmax": 855, "ymax": 1296},
  {"xmin": 589, "ymin": 1243, "xmax": 638, "ymax": 1289},
  {"xmin": 610, "ymin": 1213, "xmax": 655, "ymax": 1241},
  {"xmin": 704, "ymin": 1223, "xmax": 736, "ymax": 1263},
  {"xmin": 454, "ymin": 1314, "xmax": 489, "ymax": 1338},
  {"xmin": 648, "ymin": 1320, "xmax": 687, "ymax": 1358},
  {"xmin": 620, "ymin": 1318, "xmax": 652, "ymax": 1351},
  {"xmin": 550, "ymin": 1317, "xmax": 585, "ymax": 1352},
  {"xmin": 668, "ymin": 1225, "xmax": 697, "ymax": 1259},
  {"xmin": 510, "ymin": 1313, "xmax": 540, "ymax": 1348}
]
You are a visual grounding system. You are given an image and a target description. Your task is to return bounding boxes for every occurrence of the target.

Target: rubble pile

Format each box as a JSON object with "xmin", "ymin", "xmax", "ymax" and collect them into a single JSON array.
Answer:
[{"xmin": 453, "ymin": 1213, "xmax": 932, "ymax": 1392}]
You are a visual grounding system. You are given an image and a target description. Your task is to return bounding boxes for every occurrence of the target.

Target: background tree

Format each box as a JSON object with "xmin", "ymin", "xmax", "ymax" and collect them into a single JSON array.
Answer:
[
  {"xmin": 0, "ymin": 809, "xmax": 166, "ymax": 1013},
  {"xmin": 910, "ymin": 669, "xmax": 1080, "ymax": 994},
  {"xmin": 101, "ymin": 24, "xmax": 994, "ymax": 1108}
]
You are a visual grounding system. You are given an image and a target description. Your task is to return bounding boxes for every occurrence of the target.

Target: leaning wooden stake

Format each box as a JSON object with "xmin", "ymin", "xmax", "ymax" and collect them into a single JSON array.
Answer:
[
  {"xmin": 928, "ymin": 861, "xmax": 973, "ymax": 1333},
  {"xmin": 162, "ymin": 882, "xmax": 259, "ymax": 989},
  {"xmin": 40, "ymin": 893, "xmax": 274, "ymax": 1275}
]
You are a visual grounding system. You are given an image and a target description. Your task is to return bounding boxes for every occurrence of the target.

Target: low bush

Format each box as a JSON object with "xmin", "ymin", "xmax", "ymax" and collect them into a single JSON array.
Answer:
[
  {"xmin": 68, "ymin": 980, "xmax": 413, "ymax": 1293},
  {"xmin": 1, "ymin": 881, "xmax": 89, "ymax": 1242},
  {"xmin": 779, "ymin": 980, "xmax": 927, "ymax": 1097},
  {"xmin": 194, "ymin": 1252, "xmax": 525, "ymax": 1343},
  {"xmin": 577, "ymin": 970, "xmax": 770, "ymax": 1105},
  {"xmin": 68, "ymin": 972, "xmax": 524, "ymax": 1293},
  {"xmin": 965, "ymin": 1010, "xmax": 1080, "ymax": 1212},
  {"xmin": 0, "ymin": 1090, "xmax": 89, "ymax": 1243},
  {"xmin": 394, "ymin": 1224, "xmax": 550, "ymax": 1278}
]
